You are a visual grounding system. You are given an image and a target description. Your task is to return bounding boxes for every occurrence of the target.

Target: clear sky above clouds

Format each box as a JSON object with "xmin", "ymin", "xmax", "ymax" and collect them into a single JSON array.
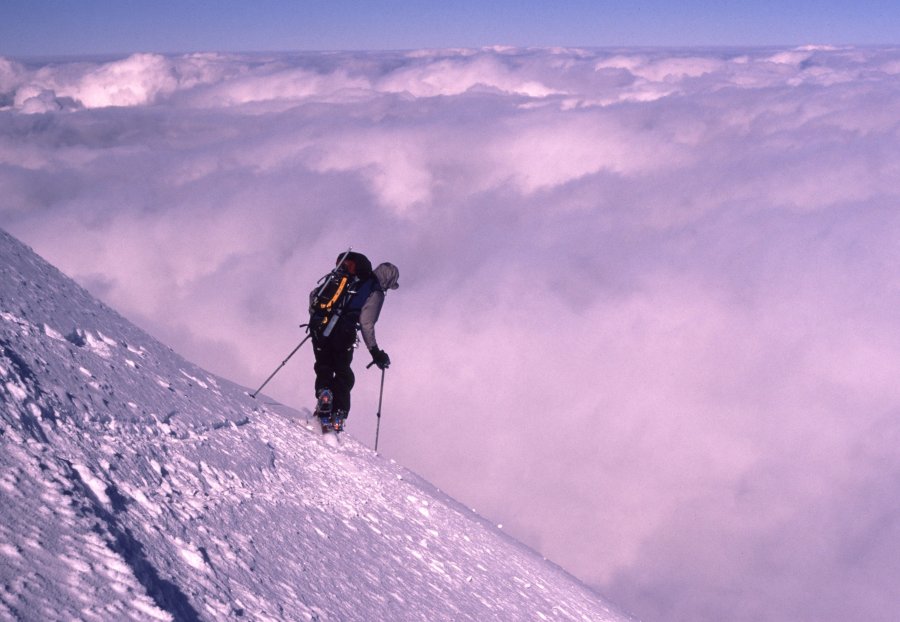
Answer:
[
  {"xmin": 3, "ymin": 3, "xmax": 900, "ymax": 622},
  {"xmin": 1, "ymin": 0, "xmax": 898, "ymax": 57}
]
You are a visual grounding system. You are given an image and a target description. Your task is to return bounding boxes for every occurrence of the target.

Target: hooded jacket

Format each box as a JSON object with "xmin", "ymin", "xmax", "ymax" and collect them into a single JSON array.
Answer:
[{"xmin": 358, "ymin": 262, "xmax": 399, "ymax": 350}]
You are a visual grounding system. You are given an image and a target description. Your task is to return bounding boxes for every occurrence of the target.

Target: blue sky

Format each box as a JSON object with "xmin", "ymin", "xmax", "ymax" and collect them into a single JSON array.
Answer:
[{"xmin": 1, "ymin": 0, "xmax": 897, "ymax": 57}]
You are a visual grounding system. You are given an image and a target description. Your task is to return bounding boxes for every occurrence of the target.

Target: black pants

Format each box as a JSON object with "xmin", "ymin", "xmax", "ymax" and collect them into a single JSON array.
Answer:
[{"xmin": 312, "ymin": 329, "xmax": 356, "ymax": 415}]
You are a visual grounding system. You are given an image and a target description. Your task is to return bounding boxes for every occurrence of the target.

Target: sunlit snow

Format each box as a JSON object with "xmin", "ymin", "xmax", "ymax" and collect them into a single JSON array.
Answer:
[{"xmin": 0, "ymin": 226, "xmax": 633, "ymax": 621}]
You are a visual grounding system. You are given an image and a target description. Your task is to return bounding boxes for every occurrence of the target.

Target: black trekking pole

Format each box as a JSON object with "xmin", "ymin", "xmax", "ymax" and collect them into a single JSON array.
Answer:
[
  {"xmin": 250, "ymin": 333, "xmax": 311, "ymax": 398},
  {"xmin": 374, "ymin": 367, "xmax": 386, "ymax": 452}
]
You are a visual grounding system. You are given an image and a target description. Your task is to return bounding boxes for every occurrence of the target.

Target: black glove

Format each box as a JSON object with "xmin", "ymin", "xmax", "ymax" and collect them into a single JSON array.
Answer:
[{"xmin": 370, "ymin": 347, "xmax": 391, "ymax": 370}]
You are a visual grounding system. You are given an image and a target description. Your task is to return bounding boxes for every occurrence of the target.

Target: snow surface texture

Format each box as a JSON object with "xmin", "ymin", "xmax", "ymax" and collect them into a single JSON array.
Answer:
[{"xmin": 0, "ymin": 227, "xmax": 632, "ymax": 621}]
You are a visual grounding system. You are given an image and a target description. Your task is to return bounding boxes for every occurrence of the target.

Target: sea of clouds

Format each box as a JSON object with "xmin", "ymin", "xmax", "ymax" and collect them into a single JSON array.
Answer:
[{"xmin": 3, "ymin": 45, "xmax": 900, "ymax": 622}]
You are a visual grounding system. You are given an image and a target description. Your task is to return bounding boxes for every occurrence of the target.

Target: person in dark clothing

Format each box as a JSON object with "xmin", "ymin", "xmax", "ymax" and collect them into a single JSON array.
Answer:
[{"xmin": 310, "ymin": 251, "xmax": 399, "ymax": 431}]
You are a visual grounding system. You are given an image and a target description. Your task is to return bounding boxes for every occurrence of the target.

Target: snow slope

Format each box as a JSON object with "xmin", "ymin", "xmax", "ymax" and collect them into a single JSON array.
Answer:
[{"xmin": 0, "ymin": 228, "xmax": 632, "ymax": 622}]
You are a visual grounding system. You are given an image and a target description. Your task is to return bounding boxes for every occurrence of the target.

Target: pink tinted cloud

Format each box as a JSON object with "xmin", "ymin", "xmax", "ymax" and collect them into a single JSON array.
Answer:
[{"xmin": 3, "ymin": 46, "xmax": 900, "ymax": 622}]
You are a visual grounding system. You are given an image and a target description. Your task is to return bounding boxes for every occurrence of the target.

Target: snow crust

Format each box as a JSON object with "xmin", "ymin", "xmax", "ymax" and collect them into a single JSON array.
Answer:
[{"xmin": 0, "ymin": 227, "xmax": 632, "ymax": 621}]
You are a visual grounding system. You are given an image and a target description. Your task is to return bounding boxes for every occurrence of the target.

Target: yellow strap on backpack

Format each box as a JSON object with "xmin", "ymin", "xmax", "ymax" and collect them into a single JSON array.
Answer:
[{"xmin": 322, "ymin": 276, "xmax": 348, "ymax": 310}]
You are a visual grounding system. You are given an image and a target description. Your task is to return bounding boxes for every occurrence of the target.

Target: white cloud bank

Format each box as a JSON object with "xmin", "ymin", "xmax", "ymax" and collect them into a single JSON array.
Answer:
[{"xmin": 3, "ymin": 45, "xmax": 900, "ymax": 622}]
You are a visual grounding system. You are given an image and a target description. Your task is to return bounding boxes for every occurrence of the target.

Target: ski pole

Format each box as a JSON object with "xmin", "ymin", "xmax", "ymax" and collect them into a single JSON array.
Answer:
[
  {"xmin": 374, "ymin": 367, "xmax": 386, "ymax": 452},
  {"xmin": 250, "ymin": 333, "xmax": 311, "ymax": 398}
]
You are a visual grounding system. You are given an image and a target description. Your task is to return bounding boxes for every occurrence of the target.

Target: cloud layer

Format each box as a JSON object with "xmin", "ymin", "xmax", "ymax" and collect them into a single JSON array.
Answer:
[{"xmin": 3, "ymin": 45, "xmax": 900, "ymax": 622}]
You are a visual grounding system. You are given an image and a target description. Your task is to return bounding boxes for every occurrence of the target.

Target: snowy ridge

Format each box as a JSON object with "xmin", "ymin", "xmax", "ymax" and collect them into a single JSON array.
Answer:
[{"xmin": 0, "ymin": 228, "xmax": 632, "ymax": 622}]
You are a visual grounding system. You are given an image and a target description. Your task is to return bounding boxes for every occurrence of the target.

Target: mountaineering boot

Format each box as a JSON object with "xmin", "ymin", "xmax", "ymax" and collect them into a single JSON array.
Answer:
[
  {"xmin": 315, "ymin": 389, "xmax": 334, "ymax": 433},
  {"xmin": 331, "ymin": 410, "xmax": 348, "ymax": 433},
  {"xmin": 315, "ymin": 389, "xmax": 333, "ymax": 416}
]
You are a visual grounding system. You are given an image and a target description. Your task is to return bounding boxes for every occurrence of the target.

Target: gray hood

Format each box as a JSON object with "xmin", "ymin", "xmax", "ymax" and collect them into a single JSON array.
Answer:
[{"xmin": 373, "ymin": 262, "xmax": 399, "ymax": 291}]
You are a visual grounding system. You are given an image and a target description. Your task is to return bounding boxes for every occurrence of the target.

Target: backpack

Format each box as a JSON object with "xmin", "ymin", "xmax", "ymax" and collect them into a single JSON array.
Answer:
[{"xmin": 309, "ymin": 251, "xmax": 375, "ymax": 338}]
